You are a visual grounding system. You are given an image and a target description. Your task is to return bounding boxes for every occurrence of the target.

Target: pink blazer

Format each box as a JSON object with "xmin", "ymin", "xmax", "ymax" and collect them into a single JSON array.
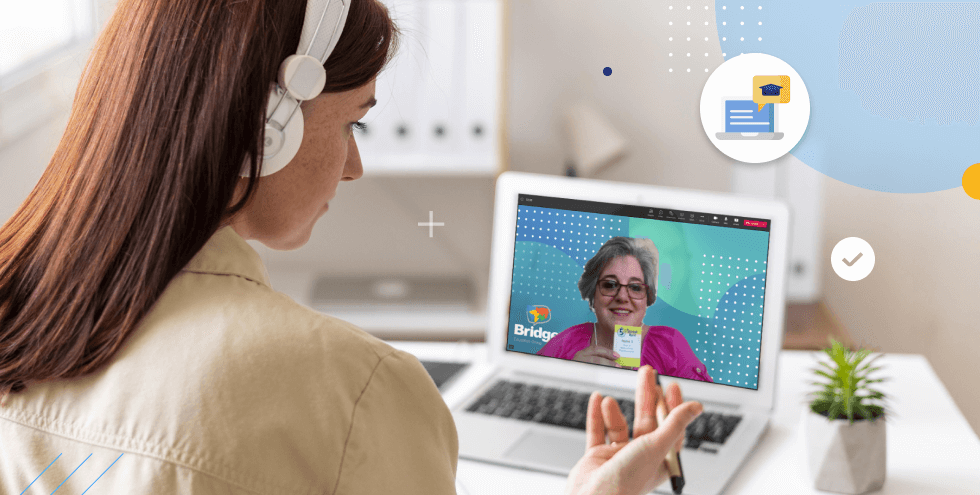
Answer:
[{"xmin": 536, "ymin": 322, "xmax": 713, "ymax": 382}]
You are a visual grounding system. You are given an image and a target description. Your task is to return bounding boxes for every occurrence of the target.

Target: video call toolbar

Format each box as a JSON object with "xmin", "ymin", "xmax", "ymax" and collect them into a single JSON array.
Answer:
[{"xmin": 518, "ymin": 195, "xmax": 771, "ymax": 232}]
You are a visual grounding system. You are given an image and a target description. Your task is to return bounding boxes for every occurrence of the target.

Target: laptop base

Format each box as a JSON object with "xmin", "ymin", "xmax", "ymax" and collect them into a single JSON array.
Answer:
[
  {"xmin": 453, "ymin": 370, "xmax": 770, "ymax": 495},
  {"xmin": 715, "ymin": 132, "xmax": 785, "ymax": 140}
]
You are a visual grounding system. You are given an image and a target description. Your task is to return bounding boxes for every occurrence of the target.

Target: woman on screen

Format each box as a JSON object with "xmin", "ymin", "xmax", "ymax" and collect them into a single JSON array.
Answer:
[{"xmin": 537, "ymin": 237, "xmax": 713, "ymax": 382}]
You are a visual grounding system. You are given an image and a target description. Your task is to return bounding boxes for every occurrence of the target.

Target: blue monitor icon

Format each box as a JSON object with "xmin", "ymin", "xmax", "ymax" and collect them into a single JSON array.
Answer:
[{"xmin": 716, "ymin": 99, "xmax": 784, "ymax": 140}]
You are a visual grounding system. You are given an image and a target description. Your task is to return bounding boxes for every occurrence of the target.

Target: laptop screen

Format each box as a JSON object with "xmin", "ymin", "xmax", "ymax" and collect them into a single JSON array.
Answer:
[
  {"xmin": 725, "ymin": 100, "xmax": 774, "ymax": 133},
  {"xmin": 505, "ymin": 194, "xmax": 772, "ymax": 391}
]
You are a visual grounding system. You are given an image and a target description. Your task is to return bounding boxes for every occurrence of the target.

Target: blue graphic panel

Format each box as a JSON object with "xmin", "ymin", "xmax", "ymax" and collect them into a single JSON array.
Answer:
[{"xmin": 716, "ymin": 2, "xmax": 980, "ymax": 193}]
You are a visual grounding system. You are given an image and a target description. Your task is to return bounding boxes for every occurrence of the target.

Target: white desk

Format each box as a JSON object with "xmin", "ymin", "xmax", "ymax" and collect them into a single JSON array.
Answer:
[{"xmin": 389, "ymin": 342, "xmax": 980, "ymax": 494}]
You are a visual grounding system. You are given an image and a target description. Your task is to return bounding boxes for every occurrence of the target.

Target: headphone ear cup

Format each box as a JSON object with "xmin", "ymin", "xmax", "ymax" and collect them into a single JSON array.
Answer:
[
  {"xmin": 261, "ymin": 110, "xmax": 303, "ymax": 176},
  {"xmin": 241, "ymin": 87, "xmax": 305, "ymax": 177}
]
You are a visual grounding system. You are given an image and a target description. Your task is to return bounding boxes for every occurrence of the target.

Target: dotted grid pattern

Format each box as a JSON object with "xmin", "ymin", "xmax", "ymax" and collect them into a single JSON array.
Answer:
[
  {"xmin": 511, "ymin": 243, "xmax": 586, "ymax": 301},
  {"xmin": 665, "ymin": 4, "xmax": 719, "ymax": 73},
  {"xmin": 513, "ymin": 206, "xmax": 629, "ymax": 300},
  {"xmin": 694, "ymin": 254, "xmax": 766, "ymax": 388},
  {"xmin": 716, "ymin": 4, "xmax": 765, "ymax": 59}
]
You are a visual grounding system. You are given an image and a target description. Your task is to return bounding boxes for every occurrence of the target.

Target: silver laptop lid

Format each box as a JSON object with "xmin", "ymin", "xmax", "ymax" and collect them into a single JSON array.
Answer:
[{"xmin": 487, "ymin": 172, "xmax": 789, "ymax": 413}]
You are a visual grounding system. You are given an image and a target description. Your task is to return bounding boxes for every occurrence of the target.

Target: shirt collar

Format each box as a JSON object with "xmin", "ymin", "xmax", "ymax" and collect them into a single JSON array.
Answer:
[{"xmin": 181, "ymin": 226, "xmax": 271, "ymax": 288}]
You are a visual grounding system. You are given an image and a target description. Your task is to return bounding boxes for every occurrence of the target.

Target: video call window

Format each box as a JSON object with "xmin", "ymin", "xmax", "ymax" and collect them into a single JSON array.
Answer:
[{"xmin": 505, "ymin": 196, "xmax": 771, "ymax": 390}]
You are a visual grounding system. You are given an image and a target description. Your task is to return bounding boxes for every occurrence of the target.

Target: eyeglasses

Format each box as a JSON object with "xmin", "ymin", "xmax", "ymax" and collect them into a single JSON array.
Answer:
[{"xmin": 597, "ymin": 279, "xmax": 648, "ymax": 299}]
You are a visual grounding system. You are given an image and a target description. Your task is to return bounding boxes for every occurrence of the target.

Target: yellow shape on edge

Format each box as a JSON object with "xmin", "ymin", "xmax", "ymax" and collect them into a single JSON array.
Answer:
[{"xmin": 964, "ymin": 163, "xmax": 980, "ymax": 200}]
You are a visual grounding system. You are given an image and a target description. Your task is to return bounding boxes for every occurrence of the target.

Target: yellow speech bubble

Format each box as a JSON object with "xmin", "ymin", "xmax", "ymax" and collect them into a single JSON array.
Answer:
[{"xmin": 753, "ymin": 75, "xmax": 791, "ymax": 111}]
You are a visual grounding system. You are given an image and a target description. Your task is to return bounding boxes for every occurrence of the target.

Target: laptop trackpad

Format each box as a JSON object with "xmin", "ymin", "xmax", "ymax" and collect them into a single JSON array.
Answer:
[{"xmin": 504, "ymin": 430, "xmax": 583, "ymax": 472}]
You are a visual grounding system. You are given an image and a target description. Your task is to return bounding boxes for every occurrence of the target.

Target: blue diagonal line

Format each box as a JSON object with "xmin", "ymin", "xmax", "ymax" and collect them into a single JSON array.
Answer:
[
  {"xmin": 49, "ymin": 453, "xmax": 90, "ymax": 494},
  {"xmin": 19, "ymin": 453, "xmax": 61, "ymax": 495},
  {"xmin": 80, "ymin": 453, "xmax": 123, "ymax": 495}
]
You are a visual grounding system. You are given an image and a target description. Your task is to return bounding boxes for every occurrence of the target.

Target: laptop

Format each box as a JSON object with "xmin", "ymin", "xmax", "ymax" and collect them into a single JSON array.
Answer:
[
  {"xmin": 715, "ymin": 97, "xmax": 784, "ymax": 140},
  {"xmin": 449, "ymin": 172, "xmax": 789, "ymax": 495}
]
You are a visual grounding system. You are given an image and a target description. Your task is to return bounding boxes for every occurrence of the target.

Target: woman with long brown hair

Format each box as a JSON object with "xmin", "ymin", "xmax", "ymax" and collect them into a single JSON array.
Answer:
[{"xmin": 0, "ymin": 0, "xmax": 703, "ymax": 493}]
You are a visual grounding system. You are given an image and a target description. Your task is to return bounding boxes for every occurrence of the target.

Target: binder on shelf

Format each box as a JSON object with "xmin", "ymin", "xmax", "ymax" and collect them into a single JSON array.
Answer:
[
  {"xmin": 377, "ymin": 0, "xmax": 425, "ymax": 161},
  {"xmin": 357, "ymin": 0, "xmax": 502, "ymax": 175},
  {"xmin": 462, "ymin": 0, "xmax": 501, "ymax": 170},
  {"xmin": 419, "ymin": 0, "xmax": 460, "ymax": 161},
  {"xmin": 359, "ymin": 0, "xmax": 418, "ymax": 168}
]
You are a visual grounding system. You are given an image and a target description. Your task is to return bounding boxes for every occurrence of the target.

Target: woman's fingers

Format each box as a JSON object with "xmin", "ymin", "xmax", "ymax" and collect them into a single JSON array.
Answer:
[
  {"xmin": 601, "ymin": 396, "xmax": 630, "ymax": 445},
  {"xmin": 572, "ymin": 346, "xmax": 621, "ymax": 367},
  {"xmin": 632, "ymin": 366, "xmax": 660, "ymax": 438},
  {"xmin": 664, "ymin": 382, "xmax": 684, "ymax": 453},
  {"xmin": 585, "ymin": 392, "xmax": 606, "ymax": 449},
  {"xmin": 631, "ymin": 400, "xmax": 704, "ymax": 462},
  {"xmin": 583, "ymin": 356, "xmax": 619, "ymax": 367},
  {"xmin": 586, "ymin": 346, "xmax": 620, "ymax": 362},
  {"xmin": 588, "ymin": 347, "xmax": 621, "ymax": 367},
  {"xmin": 665, "ymin": 381, "xmax": 682, "ymax": 409},
  {"xmin": 618, "ymin": 400, "xmax": 704, "ymax": 495},
  {"xmin": 578, "ymin": 346, "xmax": 621, "ymax": 367}
]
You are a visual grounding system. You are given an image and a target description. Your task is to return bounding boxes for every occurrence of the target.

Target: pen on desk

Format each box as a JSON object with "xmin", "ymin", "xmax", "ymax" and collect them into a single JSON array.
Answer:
[{"xmin": 655, "ymin": 373, "xmax": 685, "ymax": 494}]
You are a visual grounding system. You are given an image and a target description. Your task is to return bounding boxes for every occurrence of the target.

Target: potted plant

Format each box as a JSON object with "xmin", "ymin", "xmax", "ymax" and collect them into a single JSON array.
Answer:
[{"xmin": 805, "ymin": 338, "xmax": 888, "ymax": 494}]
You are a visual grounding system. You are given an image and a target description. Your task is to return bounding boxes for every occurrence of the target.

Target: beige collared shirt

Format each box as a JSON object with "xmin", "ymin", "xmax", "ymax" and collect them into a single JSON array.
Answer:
[{"xmin": 0, "ymin": 227, "xmax": 458, "ymax": 494}]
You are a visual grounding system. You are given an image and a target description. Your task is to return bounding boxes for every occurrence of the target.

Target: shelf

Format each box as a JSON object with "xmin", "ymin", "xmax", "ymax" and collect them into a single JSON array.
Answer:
[
  {"xmin": 782, "ymin": 302, "xmax": 854, "ymax": 350},
  {"xmin": 318, "ymin": 309, "xmax": 486, "ymax": 341}
]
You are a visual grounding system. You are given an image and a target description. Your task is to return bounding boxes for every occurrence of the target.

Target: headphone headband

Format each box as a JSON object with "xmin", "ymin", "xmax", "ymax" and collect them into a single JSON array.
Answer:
[{"xmin": 300, "ymin": 0, "xmax": 351, "ymax": 64}]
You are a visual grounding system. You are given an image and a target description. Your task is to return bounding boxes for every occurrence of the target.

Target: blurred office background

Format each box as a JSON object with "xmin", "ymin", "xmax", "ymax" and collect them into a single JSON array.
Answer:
[{"xmin": 2, "ymin": 0, "xmax": 977, "ymax": 434}]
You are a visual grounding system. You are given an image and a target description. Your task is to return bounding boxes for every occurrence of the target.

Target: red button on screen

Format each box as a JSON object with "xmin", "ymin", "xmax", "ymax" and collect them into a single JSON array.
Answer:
[{"xmin": 743, "ymin": 220, "xmax": 768, "ymax": 228}]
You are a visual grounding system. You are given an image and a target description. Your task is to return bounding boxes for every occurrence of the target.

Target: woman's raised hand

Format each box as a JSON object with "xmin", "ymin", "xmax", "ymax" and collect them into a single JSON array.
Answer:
[{"xmin": 565, "ymin": 366, "xmax": 703, "ymax": 495}]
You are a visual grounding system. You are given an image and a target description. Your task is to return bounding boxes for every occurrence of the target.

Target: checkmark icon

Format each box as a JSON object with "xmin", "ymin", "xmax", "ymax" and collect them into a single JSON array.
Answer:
[
  {"xmin": 842, "ymin": 252, "xmax": 863, "ymax": 266},
  {"xmin": 832, "ymin": 238, "xmax": 874, "ymax": 281}
]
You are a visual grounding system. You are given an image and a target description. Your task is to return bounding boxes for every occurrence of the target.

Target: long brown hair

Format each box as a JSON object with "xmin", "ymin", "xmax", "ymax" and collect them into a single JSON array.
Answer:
[{"xmin": 0, "ymin": 0, "xmax": 397, "ymax": 397}]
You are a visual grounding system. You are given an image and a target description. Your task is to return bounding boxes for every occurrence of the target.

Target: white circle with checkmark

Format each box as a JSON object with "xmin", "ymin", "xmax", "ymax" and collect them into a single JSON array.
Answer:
[{"xmin": 831, "ymin": 237, "xmax": 875, "ymax": 281}]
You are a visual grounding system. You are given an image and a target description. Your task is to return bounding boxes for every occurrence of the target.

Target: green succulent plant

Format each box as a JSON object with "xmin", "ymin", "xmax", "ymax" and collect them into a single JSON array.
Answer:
[{"xmin": 809, "ymin": 338, "xmax": 886, "ymax": 424}]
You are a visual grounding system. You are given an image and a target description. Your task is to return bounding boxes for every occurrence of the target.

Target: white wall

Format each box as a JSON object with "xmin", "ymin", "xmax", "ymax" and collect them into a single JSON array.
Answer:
[
  {"xmin": 0, "ymin": 114, "xmax": 67, "ymax": 223},
  {"xmin": 505, "ymin": 0, "xmax": 732, "ymax": 191},
  {"xmin": 821, "ymin": 179, "xmax": 980, "ymax": 435}
]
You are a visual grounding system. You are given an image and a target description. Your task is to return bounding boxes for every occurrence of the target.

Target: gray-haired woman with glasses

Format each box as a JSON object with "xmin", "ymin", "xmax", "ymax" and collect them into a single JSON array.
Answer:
[{"xmin": 537, "ymin": 237, "xmax": 713, "ymax": 382}]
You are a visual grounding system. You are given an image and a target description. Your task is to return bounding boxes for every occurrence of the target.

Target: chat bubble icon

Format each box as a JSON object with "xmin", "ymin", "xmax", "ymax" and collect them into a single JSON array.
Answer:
[{"xmin": 753, "ymin": 75, "xmax": 791, "ymax": 111}]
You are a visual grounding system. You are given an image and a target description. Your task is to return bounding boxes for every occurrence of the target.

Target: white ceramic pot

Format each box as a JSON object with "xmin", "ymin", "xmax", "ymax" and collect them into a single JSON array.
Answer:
[{"xmin": 805, "ymin": 410, "xmax": 886, "ymax": 494}]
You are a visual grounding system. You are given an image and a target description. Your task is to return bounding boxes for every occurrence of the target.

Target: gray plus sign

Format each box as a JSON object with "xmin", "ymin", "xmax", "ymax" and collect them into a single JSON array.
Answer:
[{"xmin": 417, "ymin": 211, "xmax": 445, "ymax": 237}]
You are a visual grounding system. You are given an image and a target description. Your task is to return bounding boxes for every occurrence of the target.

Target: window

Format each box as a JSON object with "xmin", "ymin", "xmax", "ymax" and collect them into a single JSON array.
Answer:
[
  {"xmin": 0, "ymin": 0, "xmax": 97, "ymax": 147},
  {"xmin": 1, "ymin": 0, "xmax": 95, "ymax": 90}
]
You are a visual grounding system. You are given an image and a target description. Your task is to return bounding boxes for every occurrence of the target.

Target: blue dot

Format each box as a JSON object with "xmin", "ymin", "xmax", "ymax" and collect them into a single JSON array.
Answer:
[{"xmin": 603, "ymin": 67, "xmax": 612, "ymax": 76}]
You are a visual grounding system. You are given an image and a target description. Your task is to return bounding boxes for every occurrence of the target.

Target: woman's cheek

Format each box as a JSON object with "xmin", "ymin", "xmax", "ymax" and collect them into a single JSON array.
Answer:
[{"xmin": 630, "ymin": 303, "xmax": 645, "ymax": 325}]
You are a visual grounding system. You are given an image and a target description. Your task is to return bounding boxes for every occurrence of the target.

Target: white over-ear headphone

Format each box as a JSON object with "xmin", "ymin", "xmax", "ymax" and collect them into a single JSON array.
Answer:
[{"xmin": 242, "ymin": 0, "xmax": 352, "ymax": 177}]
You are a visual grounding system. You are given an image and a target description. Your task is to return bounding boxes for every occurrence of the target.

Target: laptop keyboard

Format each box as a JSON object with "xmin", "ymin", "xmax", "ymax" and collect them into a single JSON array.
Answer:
[
  {"xmin": 419, "ymin": 360, "xmax": 468, "ymax": 390},
  {"xmin": 465, "ymin": 380, "xmax": 741, "ymax": 453}
]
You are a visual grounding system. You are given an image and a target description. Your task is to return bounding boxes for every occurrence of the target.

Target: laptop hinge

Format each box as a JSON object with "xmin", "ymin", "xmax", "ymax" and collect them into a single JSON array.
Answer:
[
  {"xmin": 693, "ymin": 399, "xmax": 742, "ymax": 412},
  {"xmin": 511, "ymin": 370, "xmax": 749, "ymax": 412},
  {"xmin": 510, "ymin": 370, "xmax": 634, "ymax": 396}
]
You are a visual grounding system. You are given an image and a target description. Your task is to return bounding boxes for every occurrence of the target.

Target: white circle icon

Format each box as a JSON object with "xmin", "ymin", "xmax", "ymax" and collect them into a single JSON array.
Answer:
[
  {"xmin": 831, "ymin": 237, "xmax": 875, "ymax": 281},
  {"xmin": 699, "ymin": 53, "xmax": 810, "ymax": 164}
]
